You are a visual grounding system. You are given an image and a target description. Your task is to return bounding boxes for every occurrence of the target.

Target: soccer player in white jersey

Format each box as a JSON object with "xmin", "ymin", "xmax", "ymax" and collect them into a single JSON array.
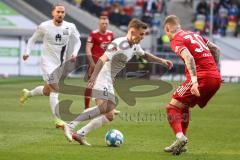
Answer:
[
  {"xmin": 64, "ymin": 19, "xmax": 173, "ymax": 144},
  {"xmin": 19, "ymin": 3, "xmax": 81, "ymax": 138}
]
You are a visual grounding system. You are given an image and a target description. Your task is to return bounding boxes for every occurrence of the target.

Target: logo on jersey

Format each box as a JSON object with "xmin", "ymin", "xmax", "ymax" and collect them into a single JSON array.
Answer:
[
  {"xmin": 55, "ymin": 34, "xmax": 62, "ymax": 42},
  {"xmin": 100, "ymin": 42, "xmax": 109, "ymax": 50},
  {"xmin": 63, "ymin": 28, "xmax": 69, "ymax": 35},
  {"xmin": 107, "ymin": 35, "xmax": 112, "ymax": 41}
]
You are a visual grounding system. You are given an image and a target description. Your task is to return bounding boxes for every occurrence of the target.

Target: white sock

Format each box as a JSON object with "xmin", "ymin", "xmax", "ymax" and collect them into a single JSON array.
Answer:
[
  {"xmin": 77, "ymin": 115, "xmax": 109, "ymax": 136},
  {"xmin": 49, "ymin": 92, "xmax": 60, "ymax": 118},
  {"xmin": 176, "ymin": 132, "xmax": 185, "ymax": 139},
  {"xmin": 29, "ymin": 86, "xmax": 44, "ymax": 97},
  {"xmin": 69, "ymin": 106, "xmax": 101, "ymax": 129}
]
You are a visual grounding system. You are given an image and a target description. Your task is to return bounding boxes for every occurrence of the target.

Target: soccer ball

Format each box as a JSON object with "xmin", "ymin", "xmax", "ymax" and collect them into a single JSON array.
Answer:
[{"xmin": 105, "ymin": 129, "xmax": 124, "ymax": 147}]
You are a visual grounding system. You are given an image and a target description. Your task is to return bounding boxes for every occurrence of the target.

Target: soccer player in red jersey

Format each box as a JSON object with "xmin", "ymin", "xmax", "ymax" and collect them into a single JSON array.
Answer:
[
  {"xmin": 163, "ymin": 15, "xmax": 222, "ymax": 155},
  {"xmin": 84, "ymin": 16, "xmax": 114, "ymax": 109}
]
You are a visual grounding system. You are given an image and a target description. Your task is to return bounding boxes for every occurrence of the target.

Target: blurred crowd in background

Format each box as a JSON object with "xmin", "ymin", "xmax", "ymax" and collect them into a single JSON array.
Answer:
[
  {"xmin": 65, "ymin": 0, "xmax": 240, "ymax": 54},
  {"xmin": 67, "ymin": 0, "xmax": 168, "ymax": 32},
  {"xmin": 194, "ymin": 0, "xmax": 240, "ymax": 37}
]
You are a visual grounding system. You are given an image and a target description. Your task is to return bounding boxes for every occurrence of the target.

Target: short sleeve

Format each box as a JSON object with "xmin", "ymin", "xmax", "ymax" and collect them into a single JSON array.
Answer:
[
  {"xmin": 87, "ymin": 32, "xmax": 94, "ymax": 43},
  {"xmin": 171, "ymin": 38, "xmax": 187, "ymax": 57},
  {"xmin": 134, "ymin": 44, "xmax": 145, "ymax": 56},
  {"xmin": 104, "ymin": 43, "xmax": 118, "ymax": 60}
]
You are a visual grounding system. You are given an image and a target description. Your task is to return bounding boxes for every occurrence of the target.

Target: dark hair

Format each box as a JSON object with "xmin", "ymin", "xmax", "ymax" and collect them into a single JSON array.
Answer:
[
  {"xmin": 128, "ymin": 18, "xmax": 148, "ymax": 30},
  {"xmin": 163, "ymin": 15, "xmax": 180, "ymax": 27},
  {"xmin": 52, "ymin": 3, "xmax": 65, "ymax": 11}
]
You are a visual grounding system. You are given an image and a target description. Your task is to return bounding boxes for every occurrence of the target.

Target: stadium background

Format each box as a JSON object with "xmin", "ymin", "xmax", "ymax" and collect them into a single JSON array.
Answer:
[
  {"xmin": 0, "ymin": 0, "xmax": 240, "ymax": 82},
  {"xmin": 0, "ymin": 0, "xmax": 240, "ymax": 160}
]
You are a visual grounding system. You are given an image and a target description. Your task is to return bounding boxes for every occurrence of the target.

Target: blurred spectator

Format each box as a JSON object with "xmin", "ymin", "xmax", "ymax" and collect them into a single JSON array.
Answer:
[
  {"xmin": 195, "ymin": 14, "xmax": 206, "ymax": 35},
  {"xmin": 196, "ymin": 0, "xmax": 209, "ymax": 16},
  {"xmin": 136, "ymin": 0, "xmax": 145, "ymax": 7},
  {"xmin": 217, "ymin": 6, "xmax": 228, "ymax": 36},
  {"xmin": 108, "ymin": 0, "xmax": 125, "ymax": 6},
  {"xmin": 194, "ymin": 0, "xmax": 240, "ymax": 37},
  {"xmin": 69, "ymin": 0, "xmax": 168, "ymax": 34},
  {"xmin": 141, "ymin": 12, "xmax": 153, "ymax": 26},
  {"xmin": 109, "ymin": 3, "xmax": 122, "ymax": 26},
  {"xmin": 236, "ymin": 19, "xmax": 240, "ymax": 37},
  {"xmin": 74, "ymin": 0, "xmax": 82, "ymax": 8}
]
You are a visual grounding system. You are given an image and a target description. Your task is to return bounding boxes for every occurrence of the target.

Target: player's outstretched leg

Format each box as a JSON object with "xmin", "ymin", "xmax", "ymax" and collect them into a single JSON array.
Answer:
[
  {"xmin": 68, "ymin": 99, "xmax": 113, "ymax": 128},
  {"xmin": 164, "ymin": 104, "xmax": 188, "ymax": 155},
  {"xmin": 182, "ymin": 107, "xmax": 190, "ymax": 136},
  {"xmin": 49, "ymin": 91, "xmax": 73, "ymax": 141},
  {"xmin": 73, "ymin": 111, "xmax": 114, "ymax": 145},
  {"xmin": 84, "ymin": 88, "xmax": 92, "ymax": 109},
  {"xmin": 165, "ymin": 106, "xmax": 190, "ymax": 153},
  {"xmin": 20, "ymin": 86, "xmax": 44, "ymax": 105},
  {"xmin": 64, "ymin": 105, "xmax": 103, "ymax": 142}
]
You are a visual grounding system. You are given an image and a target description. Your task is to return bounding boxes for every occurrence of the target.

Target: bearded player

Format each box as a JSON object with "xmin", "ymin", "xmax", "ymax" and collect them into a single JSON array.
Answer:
[{"xmin": 19, "ymin": 3, "xmax": 81, "ymax": 140}]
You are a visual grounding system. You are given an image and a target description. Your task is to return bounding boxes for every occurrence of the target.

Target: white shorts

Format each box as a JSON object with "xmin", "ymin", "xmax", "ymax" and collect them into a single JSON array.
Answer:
[
  {"xmin": 92, "ymin": 73, "xmax": 116, "ymax": 104},
  {"xmin": 41, "ymin": 63, "xmax": 63, "ymax": 84}
]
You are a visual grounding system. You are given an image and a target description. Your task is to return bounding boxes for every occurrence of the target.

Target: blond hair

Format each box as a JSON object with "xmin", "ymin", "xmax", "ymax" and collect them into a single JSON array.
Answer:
[
  {"xmin": 128, "ymin": 18, "xmax": 148, "ymax": 30},
  {"xmin": 163, "ymin": 15, "xmax": 181, "ymax": 27}
]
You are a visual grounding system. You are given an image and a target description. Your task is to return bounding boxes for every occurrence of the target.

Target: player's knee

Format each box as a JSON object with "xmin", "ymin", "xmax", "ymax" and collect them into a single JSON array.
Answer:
[
  {"xmin": 48, "ymin": 83, "xmax": 59, "ymax": 92},
  {"xmin": 98, "ymin": 100, "xmax": 116, "ymax": 114},
  {"xmin": 105, "ymin": 111, "xmax": 115, "ymax": 121},
  {"xmin": 98, "ymin": 101, "xmax": 108, "ymax": 113},
  {"xmin": 43, "ymin": 85, "xmax": 50, "ymax": 96}
]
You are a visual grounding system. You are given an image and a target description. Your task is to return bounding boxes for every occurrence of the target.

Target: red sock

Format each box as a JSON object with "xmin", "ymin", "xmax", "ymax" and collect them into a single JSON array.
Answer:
[
  {"xmin": 181, "ymin": 107, "xmax": 190, "ymax": 135},
  {"xmin": 167, "ymin": 104, "xmax": 183, "ymax": 135},
  {"xmin": 84, "ymin": 88, "xmax": 92, "ymax": 109}
]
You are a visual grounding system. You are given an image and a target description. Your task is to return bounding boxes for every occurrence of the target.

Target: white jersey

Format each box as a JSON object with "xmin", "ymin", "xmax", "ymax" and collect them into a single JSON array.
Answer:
[
  {"xmin": 26, "ymin": 20, "xmax": 81, "ymax": 72},
  {"xmin": 92, "ymin": 36, "xmax": 145, "ymax": 103},
  {"xmin": 101, "ymin": 36, "xmax": 145, "ymax": 80}
]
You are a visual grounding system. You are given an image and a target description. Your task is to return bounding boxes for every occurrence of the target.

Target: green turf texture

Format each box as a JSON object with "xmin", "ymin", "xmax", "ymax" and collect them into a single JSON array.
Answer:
[{"xmin": 0, "ymin": 77, "xmax": 240, "ymax": 160}]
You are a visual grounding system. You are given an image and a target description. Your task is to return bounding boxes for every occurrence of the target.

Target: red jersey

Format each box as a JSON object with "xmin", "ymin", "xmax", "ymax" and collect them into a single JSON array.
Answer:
[
  {"xmin": 87, "ymin": 29, "xmax": 114, "ymax": 63},
  {"xmin": 170, "ymin": 30, "xmax": 221, "ymax": 79}
]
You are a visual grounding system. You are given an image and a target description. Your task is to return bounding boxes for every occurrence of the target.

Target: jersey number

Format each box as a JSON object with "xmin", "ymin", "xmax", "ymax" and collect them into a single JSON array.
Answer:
[
  {"xmin": 103, "ymin": 87, "xmax": 108, "ymax": 96},
  {"xmin": 184, "ymin": 34, "xmax": 209, "ymax": 53}
]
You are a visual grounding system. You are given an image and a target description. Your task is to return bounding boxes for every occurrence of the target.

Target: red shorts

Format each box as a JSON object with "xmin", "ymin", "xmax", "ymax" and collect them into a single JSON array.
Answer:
[{"xmin": 172, "ymin": 77, "xmax": 221, "ymax": 108}]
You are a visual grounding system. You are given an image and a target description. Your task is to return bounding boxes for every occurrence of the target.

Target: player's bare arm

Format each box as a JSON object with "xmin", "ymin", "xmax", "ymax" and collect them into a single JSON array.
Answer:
[
  {"xmin": 143, "ymin": 52, "xmax": 173, "ymax": 70},
  {"xmin": 86, "ymin": 42, "xmax": 95, "ymax": 67},
  {"xmin": 88, "ymin": 54, "xmax": 109, "ymax": 88},
  {"xmin": 180, "ymin": 48, "xmax": 200, "ymax": 97},
  {"xmin": 207, "ymin": 41, "xmax": 220, "ymax": 65}
]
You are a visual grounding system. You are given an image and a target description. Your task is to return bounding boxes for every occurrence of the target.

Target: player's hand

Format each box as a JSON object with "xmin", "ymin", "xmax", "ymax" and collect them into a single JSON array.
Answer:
[
  {"xmin": 22, "ymin": 54, "xmax": 29, "ymax": 61},
  {"xmin": 191, "ymin": 82, "xmax": 200, "ymax": 97},
  {"xmin": 163, "ymin": 59, "xmax": 173, "ymax": 70},
  {"xmin": 87, "ymin": 75, "xmax": 96, "ymax": 89}
]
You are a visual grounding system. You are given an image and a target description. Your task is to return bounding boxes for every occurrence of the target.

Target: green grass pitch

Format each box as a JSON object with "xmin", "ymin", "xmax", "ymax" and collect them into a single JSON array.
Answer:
[{"xmin": 0, "ymin": 77, "xmax": 240, "ymax": 160}]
